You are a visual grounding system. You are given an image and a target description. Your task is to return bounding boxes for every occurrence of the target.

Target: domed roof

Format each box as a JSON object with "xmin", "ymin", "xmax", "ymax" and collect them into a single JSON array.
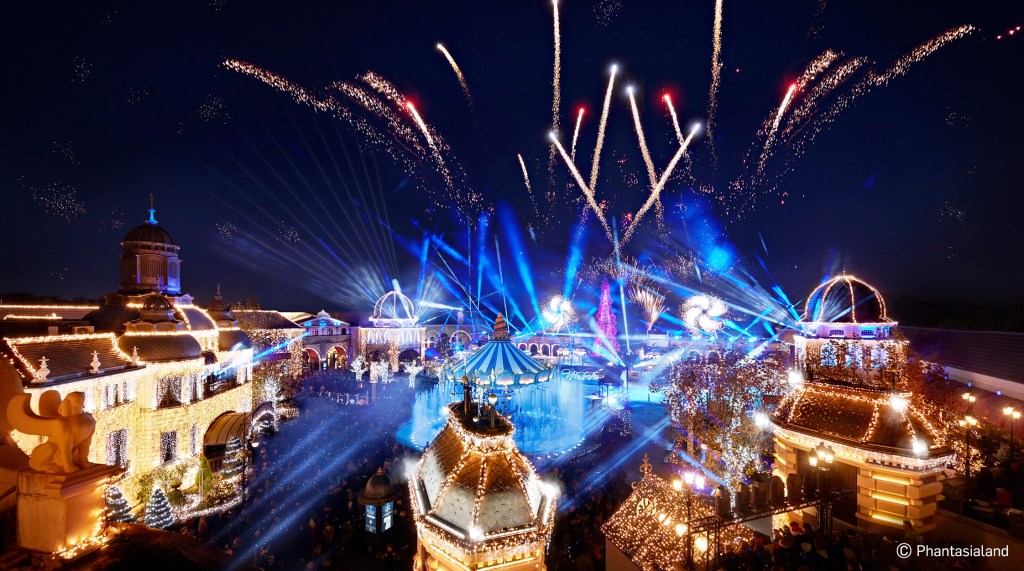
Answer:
[
  {"xmin": 802, "ymin": 275, "xmax": 891, "ymax": 324},
  {"xmin": 117, "ymin": 333, "xmax": 202, "ymax": 362},
  {"xmin": 361, "ymin": 468, "xmax": 398, "ymax": 501},
  {"xmin": 123, "ymin": 223, "xmax": 176, "ymax": 246},
  {"xmin": 142, "ymin": 294, "xmax": 173, "ymax": 312},
  {"xmin": 369, "ymin": 289, "xmax": 417, "ymax": 327},
  {"xmin": 411, "ymin": 402, "xmax": 556, "ymax": 542},
  {"xmin": 773, "ymin": 381, "xmax": 947, "ymax": 458}
]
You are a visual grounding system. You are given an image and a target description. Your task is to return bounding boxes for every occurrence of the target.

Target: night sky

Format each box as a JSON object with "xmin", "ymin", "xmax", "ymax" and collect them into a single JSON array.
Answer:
[{"xmin": 1, "ymin": 1, "xmax": 1021, "ymax": 313}]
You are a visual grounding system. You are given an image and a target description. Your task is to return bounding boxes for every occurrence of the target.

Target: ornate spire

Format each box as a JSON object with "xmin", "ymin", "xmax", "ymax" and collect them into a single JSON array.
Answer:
[
  {"xmin": 493, "ymin": 313, "xmax": 509, "ymax": 340},
  {"xmin": 147, "ymin": 193, "xmax": 158, "ymax": 225}
]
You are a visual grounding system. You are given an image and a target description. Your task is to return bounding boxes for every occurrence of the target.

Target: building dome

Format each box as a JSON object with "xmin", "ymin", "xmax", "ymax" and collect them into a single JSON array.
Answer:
[
  {"xmin": 410, "ymin": 401, "xmax": 557, "ymax": 563},
  {"xmin": 123, "ymin": 223, "xmax": 176, "ymax": 245},
  {"xmin": 142, "ymin": 294, "xmax": 173, "ymax": 312},
  {"xmin": 361, "ymin": 468, "xmax": 398, "ymax": 501},
  {"xmin": 369, "ymin": 290, "xmax": 417, "ymax": 327},
  {"xmin": 802, "ymin": 275, "xmax": 890, "ymax": 324}
]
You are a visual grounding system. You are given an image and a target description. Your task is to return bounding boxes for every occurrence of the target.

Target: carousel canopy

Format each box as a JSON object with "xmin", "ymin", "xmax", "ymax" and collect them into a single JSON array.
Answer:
[{"xmin": 451, "ymin": 314, "xmax": 548, "ymax": 385}]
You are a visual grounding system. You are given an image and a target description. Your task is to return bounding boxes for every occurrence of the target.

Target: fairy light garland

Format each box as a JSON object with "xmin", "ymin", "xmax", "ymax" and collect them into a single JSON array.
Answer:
[{"xmin": 410, "ymin": 402, "xmax": 557, "ymax": 570}]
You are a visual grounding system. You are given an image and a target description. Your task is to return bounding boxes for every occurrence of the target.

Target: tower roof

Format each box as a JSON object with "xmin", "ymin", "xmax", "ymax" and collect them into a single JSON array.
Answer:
[
  {"xmin": 123, "ymin": 223, "xmax": 176, "ymax": 246},
  {"xmin": 801, "ymin": 275, "xmax": 891, "ymax": 324}
]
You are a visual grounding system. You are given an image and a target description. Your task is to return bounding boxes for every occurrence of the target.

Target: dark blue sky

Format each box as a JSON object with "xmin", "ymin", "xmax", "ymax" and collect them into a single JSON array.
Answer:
[{"xmin": 1, "ymin": 0, "xmax": 1021, "ymax": 311}]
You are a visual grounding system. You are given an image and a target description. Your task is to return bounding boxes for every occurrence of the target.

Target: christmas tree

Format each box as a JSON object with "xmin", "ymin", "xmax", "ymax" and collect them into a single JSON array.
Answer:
[
  {"xmin": 105, "ymin": 485, "xmax": 135, "ymax": 523},
  {"xmin": 143, "ymin": 487, "xmax": 174, "ymax": 529},
  {"xmin": 594, "ymin": 277, "xmax": 620, "ymax": 357},
  {"xmin": 222, "ymin": 436, "xmax": 243, "ymax": 478}
]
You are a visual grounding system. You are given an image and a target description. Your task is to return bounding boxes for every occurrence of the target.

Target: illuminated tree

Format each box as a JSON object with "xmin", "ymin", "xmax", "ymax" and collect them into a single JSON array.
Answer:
[
  {"xmin": 105, "ymin": 485, "xmax": 135, "ymax": 523},
  {"xmin": 143, "ymin": 487, "xmax": 174, "ymax": 530},
  {"xmin": 594, "ymin": 277, "xmax": 620, "ymax": 357},
  {"xmin": 197, "ymin": 454, "xmax": 214, "ymax": 499},
  {"xmin": 661, "ymin": 353, "xmax": 786, "ymax": 488},
  {"xmin": 222, "ymin": 436, "xmax": 243, "ymax": 479}
]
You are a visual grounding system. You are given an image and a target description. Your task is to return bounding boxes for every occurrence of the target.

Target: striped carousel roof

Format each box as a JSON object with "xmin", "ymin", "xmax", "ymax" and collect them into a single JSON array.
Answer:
[{"xmin": 451, "ymin": 313, "xmax": 548, "ymax": 385}]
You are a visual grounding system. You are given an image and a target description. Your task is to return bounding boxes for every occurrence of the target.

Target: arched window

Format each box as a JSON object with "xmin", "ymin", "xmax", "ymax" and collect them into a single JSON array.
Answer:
[
  {"xmin": 820, "ymin": 343, "xmax": 837, "ymax": 367},
  {"xmin": 342, "ymin": 328, "xmax": 348, "ymax": 335},
  {"xmin": 541, "ymin": 345, "xmax": 550, "ymax": 356}
]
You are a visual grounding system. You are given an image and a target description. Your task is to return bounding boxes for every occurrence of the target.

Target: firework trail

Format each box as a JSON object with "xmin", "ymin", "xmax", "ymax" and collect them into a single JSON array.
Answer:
[
  {"xmin": 570, "ymin": 107, "xmax": 584, "ymax": 161},
  {"xmin": 628, "ymin": 87, "xmax": 657, "ymax": 187},
  {"xmin": 664, "ymin": 93, "xmax": 697, "ymax": 185},
  {"xmin": 405, "ymin": 101, "xmax": 452, "ymax": 183},
  {"xmin": 550, "ymin": 132, "xmax": 614, "ymax": 242},
  {"xmin": 518, "ymin": 153, "xmax": 541, "ymax": 223},
  {"xmin": 808, "ymin": 0, "xmax": 828, "ymax": 43},
  {"xmin": 547, "ymin": 0, "xmax": 562, "ymax": 186},
  {"xmin": 589, "ymin": 65, "xmax": 618, "ymax": 193},
  {"xmin": 622, "ymin": 124, "xmax": 699, "ymax": 243},
  {"xmin": 705, "ymin": 0, "xmax": 725, "ymax": 167},
  {"xmin": 436, "ymin": 43, "xmax": 473, "ymax": 112},
  {"xmin": 757, "ymin": 83, "xmax": 798, "ymax": 172},
  {"xmin": 664, "ymin": 94, "xmax": 685, "ymax": 144}
]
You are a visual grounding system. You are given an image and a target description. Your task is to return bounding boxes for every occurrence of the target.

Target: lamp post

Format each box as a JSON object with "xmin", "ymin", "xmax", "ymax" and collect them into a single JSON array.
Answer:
[
  {"xmin": 810, "ymin": 442, "xmax": 835, "ymax": 494},
  {"xmin": 488, "ymin": 392, "xmax": 498, "ymax": 428},
  {"xmin": 962, "ymin": 392, "xmax": 976, "ymax": 412},
  {"xmin": 1004, "ymin": 407, "xmax": 1021, "ymax": 457},
  {"xmin": 675, "ymin": 470, "xmax": 705, "ymax": 568},
  {"xmin": 958, "ymin": 415, "xmax": 978, "ymax": 477}
]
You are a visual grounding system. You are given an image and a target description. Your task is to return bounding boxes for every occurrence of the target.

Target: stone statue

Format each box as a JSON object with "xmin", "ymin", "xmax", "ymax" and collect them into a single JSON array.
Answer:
[{"xmin": 7, "ymin": 390, "xmax": 95, "ymax": 474}]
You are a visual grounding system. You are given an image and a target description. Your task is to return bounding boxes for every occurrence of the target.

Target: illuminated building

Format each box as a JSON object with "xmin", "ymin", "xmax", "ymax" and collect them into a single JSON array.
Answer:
[
  {"xmin": 409, "ymin": 384, "xmax": 558, "ymax": 571},
  {"xmin": 772, "ymin": 276, "xmax": 951, "ymax": 533},
  {"xmin": 359, "ymin": 290, "xmax": 426, "ymax": 371},
  {"xmin": 297, "ymin": 310, "xmax": 352, "ymax": 370},
  {"xmin": 0, "ymin": 205, "xmax": 264, "ymax": 500}
]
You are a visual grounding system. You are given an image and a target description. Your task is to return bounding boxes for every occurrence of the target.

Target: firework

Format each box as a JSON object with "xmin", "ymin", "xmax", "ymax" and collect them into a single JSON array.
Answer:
[
  {"xmin": 705, "ymin": 0, "xmax": 724, "ymax": 165},
  {"xmin": 550, "ymin": 132, "xmax": 614, "ymax": 241},
  {"xmin": 663, "ymin": 94, "xmax": 685, "ymax": 145},
  {"xmin": 627, "ymin": 87, "xmax": 657, "ymax": 186},
  {"xmin": 757, "ymin": 82, "xmax": 798, "ymax": 172},
  {"xmin": 436, "ymin": 43, "xmax": 473, "ymax": 111},
  {"xmin": 30, "ymin": 182, "xmax": 87, "ymax": 221},
  {"xmin": 681, "ymin": 294, "xmax": 728, "ymax": 335},
  {"xmin": 628, "ymin": 285, "xmax": 666, "ymax": 332},
  {"xmin": 518, "ymin": 153, "xmax": 541, "ymax": 223},
  {"xmin": 547, "ymin": 0, "xmax": 562, "ymax": 183},
  {"xmin": 198, "ymin": 95, "xmax": 230, "ymax": 124},
  {"xmin": 542, "ymin": 295, "xmax": 576, "ymax": 331},
  {"xmin": 589, "ymin": 65, "xmax": 618, "ymax": 193},
  {"xmin": 622, "ymin": 124, "xmax": 699, "ymax": 243},
  {"xmin": 570, "ymin": 107, "xmax": 584, "ymax": 160}
]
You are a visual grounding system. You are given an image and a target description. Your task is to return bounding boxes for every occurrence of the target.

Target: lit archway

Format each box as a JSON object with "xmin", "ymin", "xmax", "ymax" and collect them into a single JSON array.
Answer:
[
  {"xmin": 326, "ymin": 345, "xmax": 349, "ymax": 370},
  {"xmin": 304, "ymin": 347, "xmax": 322, "ymax": 371}
]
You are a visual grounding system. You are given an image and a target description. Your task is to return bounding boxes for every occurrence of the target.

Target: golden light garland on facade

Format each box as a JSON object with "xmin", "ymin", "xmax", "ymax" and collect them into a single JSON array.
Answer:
[{"xmin": 603, "ymin": 471, "xmax": 754, "ymax": 571}]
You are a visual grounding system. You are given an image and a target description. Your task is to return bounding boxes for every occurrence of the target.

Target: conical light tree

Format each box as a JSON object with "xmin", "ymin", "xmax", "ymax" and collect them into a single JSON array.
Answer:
[
  {"xmin": 143, "ymin": 487, "xmax": 174, "ymax": 529},
  {"xmin": 222, "ymin": 436, "xmax": 243, "ymax": 479},
  {"xmin": 105, "ymin": 485, "xmax": 135, "ymax": 523},
  {"xmin": 594, "ymin": 277, "xmax": 620, "ymax": 357}
]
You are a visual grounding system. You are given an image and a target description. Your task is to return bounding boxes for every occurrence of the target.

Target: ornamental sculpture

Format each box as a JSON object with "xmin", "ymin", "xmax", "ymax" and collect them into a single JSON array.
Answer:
[{"xmin": 6, "ymin": 390, "xmax": 96, "ymax": 474}]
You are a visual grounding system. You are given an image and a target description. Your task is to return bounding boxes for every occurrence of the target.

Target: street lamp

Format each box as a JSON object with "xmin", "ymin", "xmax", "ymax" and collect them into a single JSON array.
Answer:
[
  {"xmin": 958, "ymin": 415, "xmax": 978, "ymax": 477},
  {"xmin": 810, "ymin": 442, "xmax": 835, "ymax": 494},
  {"xmin": 962, "ymin": 392, "xmax": 976, "ymax": 412},
  {"xmin": 1003, "ymin": 407, "xmax": 1020, "ymax": 457},
  {"xmin": 676, "ymin": 471, "xmax": 705, "ymax": 567}
]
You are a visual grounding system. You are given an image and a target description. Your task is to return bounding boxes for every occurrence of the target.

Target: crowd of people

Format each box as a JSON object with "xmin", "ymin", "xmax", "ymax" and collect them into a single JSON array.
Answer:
[{"xmin": 176, "ymin": 369, "xmax": 418, "ymax": 570}]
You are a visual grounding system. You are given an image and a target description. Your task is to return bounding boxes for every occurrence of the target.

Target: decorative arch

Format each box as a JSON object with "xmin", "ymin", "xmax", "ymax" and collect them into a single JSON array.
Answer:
[
  {"xmin": 326, "ymin": 345, "xmax": 349, "ymax": 370},
  {"xmin": 541, "ymin": 345, "xmax": 550, "ymax": 356},
  {"xmin": 304, "ymin": 347, "xmax": 322, "ymax": 371}
]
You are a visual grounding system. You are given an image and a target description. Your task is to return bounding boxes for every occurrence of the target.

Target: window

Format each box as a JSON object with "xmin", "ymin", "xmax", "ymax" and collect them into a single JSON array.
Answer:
[
  {"xmin": 820, "ymin": 343, "xmax": 837, "ymax": 367},
  {"xmin": 871, "ymin": 345, "xmax": 888, "ymax": 369},
  {"xmin": 342, "ymin": 328, "xmax": 348, "ymax": 335},
  {"xmin": 846, "ymin": 345, "xmax": 863, "ymax": 368},
  {"xmin": 160, "ymin": 431, "xmax": 178, "ymax": 463},
  {"xmin": 829, "ymin": 329, "xmax": 845, "ymax": 338},
  {"xmin": 107, "ymin": 429, "xmax": 128, "ymax": 467},
  {"xmin": 860, "ymin": 328, "xmax": 875, "ymax": 338}
]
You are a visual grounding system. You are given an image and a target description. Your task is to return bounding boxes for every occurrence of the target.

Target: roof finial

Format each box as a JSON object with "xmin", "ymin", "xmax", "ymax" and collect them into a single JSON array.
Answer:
[
  {"xmin": 147, "ymin": 193, "xmax": 158, "ymax": 225},
  {"xmin": 216, "ymin": 283, "xmax": 221, "ymax": 298}
]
